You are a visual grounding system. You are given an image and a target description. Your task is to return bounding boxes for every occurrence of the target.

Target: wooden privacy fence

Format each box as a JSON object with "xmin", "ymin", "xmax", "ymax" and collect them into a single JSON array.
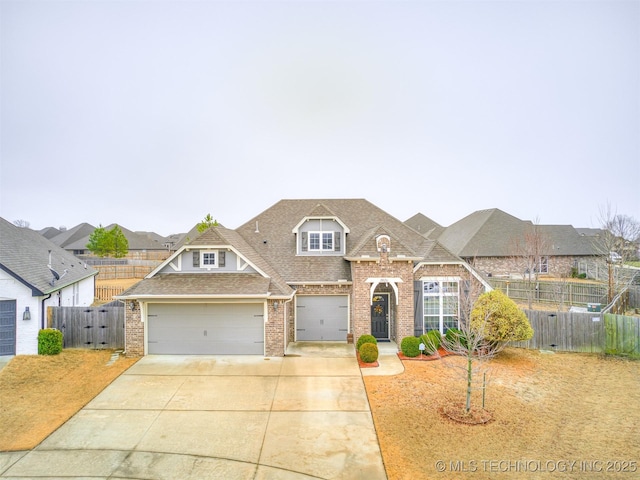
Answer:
[
  {"xmin": 513, "ymin": 310, "xmax": 605, "ymax": 353},
  {"xmin": 95, "ymin": 285, "xmax": 126, "ymax": 302},
  {"xmin": 94, "ymin": 265, "xmax": 153, "ymax": 280},
  {"xmin": 513, "ymin": 309, "xmax": 640, "ymax": 357},
  {"xmin": 491, "ymin": 279, "xmax": 608, "ymax": 307},
  {"xmin": 605, "ymin": 313, "xmax": 640, "ymax": 357},
  {"xmin": 48, "ymin": 306, "xmax": 124, "ymax": 349}
]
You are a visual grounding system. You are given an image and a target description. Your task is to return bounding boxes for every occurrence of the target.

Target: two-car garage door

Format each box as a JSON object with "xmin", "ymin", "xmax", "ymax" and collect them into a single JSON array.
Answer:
[
  {"xmin": 147, "ymin": 303, "xmax": 264, "ymax": 355},
  {"xmin": 296, "ymin": 295, "xmax": 349, "ymax": 341}
]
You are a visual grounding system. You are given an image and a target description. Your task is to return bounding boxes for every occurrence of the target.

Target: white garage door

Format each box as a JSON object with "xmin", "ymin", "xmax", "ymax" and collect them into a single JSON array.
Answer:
[
  {"xmin": 147, "ymin": 303, "xmax": 264, "ymax": 354},
  {"xmin": 296, "ymin": 295, "xmax": 348, "ymax": 341}
]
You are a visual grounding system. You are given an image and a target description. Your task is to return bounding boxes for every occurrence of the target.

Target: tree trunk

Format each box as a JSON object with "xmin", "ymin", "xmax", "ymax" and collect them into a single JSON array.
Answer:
[{"xmin": 466, "ymin": 356, "xmax": 473, "ymax": 412}]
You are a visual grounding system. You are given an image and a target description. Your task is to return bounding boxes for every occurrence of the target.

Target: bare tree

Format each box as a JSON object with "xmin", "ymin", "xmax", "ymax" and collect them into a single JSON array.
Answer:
[
  {"xmin": 13, "ymin": 219, "xmax": 30, "ymax": 228},
  {"xmin": 424, "ymin": 280, "xmax": 533, "ymax": 423},
  {"xmin": 596, "ymin": 204, "xmax": 640, "ymax": 302},
  {"xmin": 509, "ymin": 219, "xmax": 552, "ymax": 309}
]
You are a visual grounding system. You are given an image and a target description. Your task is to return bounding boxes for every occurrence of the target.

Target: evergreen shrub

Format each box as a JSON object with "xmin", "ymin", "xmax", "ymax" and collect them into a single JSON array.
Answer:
[{"xmin": 38, "ymin": 329, "xmax": 63, "ymax": 355}]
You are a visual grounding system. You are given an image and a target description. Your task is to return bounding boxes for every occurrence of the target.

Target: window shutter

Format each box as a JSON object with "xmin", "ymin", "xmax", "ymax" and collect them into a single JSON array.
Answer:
[
  {"xmin": 193, "ymin": 251, "xmax": 200, "ymax": 267},
  {"xmin": 334, "ymin": 232, "xmax": 341, "ymax": 251},
  {"xmin": 219, "ymin": 251, "xmax": 225, "ymax": 267},
  {"xmin": 301, "ymin": 232, "xmax": 308, "ymax": 252}
]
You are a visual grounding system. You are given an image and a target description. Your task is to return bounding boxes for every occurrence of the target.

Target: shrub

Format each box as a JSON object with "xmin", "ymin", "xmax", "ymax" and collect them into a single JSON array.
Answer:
[
  {"xmin": 420, "ymin": 330, "xmax": 441, "ymax": 354},
  {"xmin": 444, "ymin": 328, "xmax": 468, "ymax": 349},
  {"xmin": 359, "ymin": 342, "xmax": 379, "ymax": 363},
  {"xmin": 400, "ymin": 336, "xmax": 421, "ymax": 357},
  {"xmin": 38, "ymin": 329, "xmax": 63, "ymax": 355},
  {"xmin": 470, "ymin": 289, "xmax": 534, "ymax": 343},
  {"xmin": 356, "ymin": 334, "xmax": 377, "ymax": 350}
]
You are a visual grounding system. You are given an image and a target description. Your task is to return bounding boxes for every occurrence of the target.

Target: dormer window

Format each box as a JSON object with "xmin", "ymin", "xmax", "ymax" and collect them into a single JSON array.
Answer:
[
  {"xmin": 294, "ymin": 218, "xmax": 347, "ymax": 256},
  {"xmin": 202, "ymin": 251, "xmax": 217, "ymax": 267},
  {"xmin": 309, "ymin": 232, "xmax": 334, "ymax": 251}
]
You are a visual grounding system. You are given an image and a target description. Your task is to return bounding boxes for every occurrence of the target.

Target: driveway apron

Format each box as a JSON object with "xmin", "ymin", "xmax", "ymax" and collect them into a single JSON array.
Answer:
[{"xmin": 0, "ymin": 343, "xmax": 387, "ymax": 480}]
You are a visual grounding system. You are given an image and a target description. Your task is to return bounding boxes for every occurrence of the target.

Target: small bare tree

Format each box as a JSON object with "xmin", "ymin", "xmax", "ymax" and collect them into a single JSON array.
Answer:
[
  {"xmin": 595, "ymin": 204, "xmax": 640, "ymax": 302},
  {"xmin": 509, "ymin": 219, "xmax": 552, "ymax": 309},
  {"xmin": 422, "ymin": 274, "xmax": 496, "ymax": 422},
  {"xmin": 425, "ymin": 281, "xmax": 533, "ymax": 423}
]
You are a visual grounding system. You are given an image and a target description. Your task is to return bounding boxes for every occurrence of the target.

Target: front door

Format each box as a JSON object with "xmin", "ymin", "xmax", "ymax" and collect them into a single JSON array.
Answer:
[{"xmin": 371, "ymin": 294, "xmax": 389, "ymax": 340}]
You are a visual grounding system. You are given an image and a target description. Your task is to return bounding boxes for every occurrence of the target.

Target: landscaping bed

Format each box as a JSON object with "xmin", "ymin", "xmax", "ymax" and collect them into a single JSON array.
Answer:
[{"xmin": 364, "ymin": 348, "xmax": 640, "ymax": 479}]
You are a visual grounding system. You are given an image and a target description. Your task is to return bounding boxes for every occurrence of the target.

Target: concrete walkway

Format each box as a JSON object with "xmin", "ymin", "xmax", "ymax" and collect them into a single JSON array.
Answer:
[{"xmin": 0, "ymin": 342, "xmax": 400, "ymax": 479}]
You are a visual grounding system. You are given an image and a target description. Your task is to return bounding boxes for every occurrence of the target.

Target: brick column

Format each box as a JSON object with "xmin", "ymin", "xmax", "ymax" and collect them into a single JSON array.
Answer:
[
  {"xmin": 124, "ymin": 300, "xmax": 144, "ymax": 357},
  {"xmin": 265, "ymin": 299, "xmax": 285, "ymax": 357}
]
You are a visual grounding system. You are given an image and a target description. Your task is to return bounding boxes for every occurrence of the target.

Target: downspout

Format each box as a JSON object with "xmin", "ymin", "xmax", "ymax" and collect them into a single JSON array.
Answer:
[{"xmin": 41, "ymin": 294, "xmax": 52, "ymax": 330}]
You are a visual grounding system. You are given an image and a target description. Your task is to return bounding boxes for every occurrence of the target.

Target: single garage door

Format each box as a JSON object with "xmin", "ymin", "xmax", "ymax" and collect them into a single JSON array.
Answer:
[
  {"xmin": 296, "ymin": 295, "xmax": 348, "ymax": 341},
  {"xmin": 147, "ymin": 303, "xmax": 264, "ymax": 354}
]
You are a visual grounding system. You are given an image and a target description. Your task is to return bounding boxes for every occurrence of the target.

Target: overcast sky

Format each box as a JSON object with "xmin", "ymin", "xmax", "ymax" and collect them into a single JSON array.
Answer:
[{"xmin": 1, "ymin": 0, "xmax": 638, "ymax": 237}]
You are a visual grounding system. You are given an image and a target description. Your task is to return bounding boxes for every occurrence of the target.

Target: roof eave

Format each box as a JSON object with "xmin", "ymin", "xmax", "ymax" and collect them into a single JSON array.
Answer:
[{"xmin": 115, "ymin": 293, "xmax": 275, "ymax": 301}]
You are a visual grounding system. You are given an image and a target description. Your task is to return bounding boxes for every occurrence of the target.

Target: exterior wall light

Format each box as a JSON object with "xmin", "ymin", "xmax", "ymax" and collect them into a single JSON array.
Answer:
[{"xmin": 23, "ymin": 306, "xmax": 31, "ymax": 321}]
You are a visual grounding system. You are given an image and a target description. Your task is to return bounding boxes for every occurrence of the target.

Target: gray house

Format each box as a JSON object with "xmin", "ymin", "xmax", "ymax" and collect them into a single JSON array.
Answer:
[{"xmin": 118, "ymin": 199, "xmax": 490, "ymax": 357}]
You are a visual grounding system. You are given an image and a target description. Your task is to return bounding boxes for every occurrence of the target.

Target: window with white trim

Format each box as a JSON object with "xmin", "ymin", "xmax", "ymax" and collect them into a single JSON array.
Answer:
[
  {"xmin": 308, "ymin": 231, "xmax": 334, "ymax": 251},
  {"xmin": 200, "ymin": 251, "xmax": 217, "ymax": 268},
  {"xmin": 423, "ymin": 278, "xmax": 460, "ymax": 334},
  {"xmin": 535, "ymin": 256, "xmax": 549, "ymax": 274},
  {"xmin": 297, "ymin": 218, "xmax": 344, "ymax": 255}
]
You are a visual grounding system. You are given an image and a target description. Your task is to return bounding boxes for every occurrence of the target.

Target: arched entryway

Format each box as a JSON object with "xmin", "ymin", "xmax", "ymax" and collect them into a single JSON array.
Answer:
[{"xmin": 367, "ymin": 277, "xmax": 402, "ymax": 341}]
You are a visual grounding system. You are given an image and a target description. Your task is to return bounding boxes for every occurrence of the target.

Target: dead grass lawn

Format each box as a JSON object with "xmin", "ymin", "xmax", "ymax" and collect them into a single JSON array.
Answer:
[
  {"xmin": 0, "ymin": 349, "xmax": 137, "ymax": 451},
  {"xmin": 365, "ymin": 348, "xmax": 640, "ymax": 480}
]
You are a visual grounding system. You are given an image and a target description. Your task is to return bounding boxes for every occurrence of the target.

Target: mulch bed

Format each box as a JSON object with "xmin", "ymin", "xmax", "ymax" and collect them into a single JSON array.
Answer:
[
  {"xmin": 397, "ymin": 347, "xmax": 455, "ymax": 361},
  {"xmin": 357, "ymin": 352, "xmax": 379, "ymax": 368}
]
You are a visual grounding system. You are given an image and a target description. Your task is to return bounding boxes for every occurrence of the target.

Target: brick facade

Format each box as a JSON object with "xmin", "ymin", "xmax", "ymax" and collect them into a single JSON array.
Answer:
[
  {"xmin": 470, "ymin": 255, "xmax": 577, "ymax": 279},
  {"xmin": 265, "ymin": 299, "xmax": 286, "ymax": 357},
  {"xmin": 124, "ymin": 300, "xmax": 144, "ymax": 357},
  {"xmin": 350, "ymin": 256, "xmax": 414, "ymax": 343}
]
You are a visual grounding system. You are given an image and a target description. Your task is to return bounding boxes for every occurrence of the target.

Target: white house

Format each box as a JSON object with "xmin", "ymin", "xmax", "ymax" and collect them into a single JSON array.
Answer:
[{"xmin": 0, "ymin": 217, "xmax": 98, "ymax": 355}]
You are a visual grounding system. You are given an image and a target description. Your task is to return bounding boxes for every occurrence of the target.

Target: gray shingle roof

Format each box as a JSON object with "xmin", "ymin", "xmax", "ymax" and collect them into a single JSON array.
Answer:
[
  {"xmin": 438, "ymin": 208, "xmax": 599, "ymax": 257},
  {"xmin": 120, "ymin": 273, "xmax": 272, "ymax": 297},
  {"xmin": 0, "ymin": 217, "xmax": 98, "ymax": 295},
  {"xmin": 122, "ymin": 224, "xmax": 294, "ymax": 299},
  {"xmin": 235, "ymin": 199, "xmax": 463, "ymax": 282},
  {"xmin": 59, "ymin": 223, "xmax": 169, "ymax": 251},
  {"xmin": 48, "ymin": 223, "xmax": 96, "ymax": 248},
  {"xmin": 404, "ymin": 213, "xmax": 445, "ymax": 239}
]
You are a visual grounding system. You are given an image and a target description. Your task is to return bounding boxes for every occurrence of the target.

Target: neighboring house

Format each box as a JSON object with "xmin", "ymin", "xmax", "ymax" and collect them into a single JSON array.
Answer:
[
  {"xmin": 431, "ymin": 208, "xmax": 599, "ymax": 278},
  {"xmin": 48, "ymin": 223, "xmax": 171, "ymax": 262},
  {"xmin": 48, "ymin": 222, "xmax": 96, "ymax": 254},
  {"xmin": 117, "ymin": 199, "xmax": 490, "ymax": 357},
  {"xmin": 404, "ymin": 213, "xmax": 445, "ymax": 239},
  {"xmin": 0, "ymin": 218, "xmax": 98, "ymax": 355},
  {"xmin": 38, "ymin": 226, "xmax": 62, "ymax": 240}
]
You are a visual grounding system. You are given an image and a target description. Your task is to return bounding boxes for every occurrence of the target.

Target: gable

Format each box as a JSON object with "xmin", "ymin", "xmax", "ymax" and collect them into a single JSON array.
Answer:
[
  {"xmin": 141, "ymin": 225, "xmax": 293, "ymax": 298},
  {"xmin": 235, "ymin": 199, "xmax": 464, "ymax": 283}
]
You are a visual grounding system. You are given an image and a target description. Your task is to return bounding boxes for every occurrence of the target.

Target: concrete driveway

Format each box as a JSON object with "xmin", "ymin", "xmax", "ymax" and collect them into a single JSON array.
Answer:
[{"xmin": 0, "ymin": 343, "xmax": 388, "ymax": 479}]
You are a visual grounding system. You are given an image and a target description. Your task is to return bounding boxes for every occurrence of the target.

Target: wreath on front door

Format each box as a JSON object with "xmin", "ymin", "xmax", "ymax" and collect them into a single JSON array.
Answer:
[{"xmin": 374, "ymin": 305, "xmax": 384, "ymax": 315}]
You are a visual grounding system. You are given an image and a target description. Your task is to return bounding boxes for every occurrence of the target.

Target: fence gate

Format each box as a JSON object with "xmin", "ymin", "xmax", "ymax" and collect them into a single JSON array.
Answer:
[{"xmin": 48, "ymin": 306, "xmax": 124, "ymax": 349}]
